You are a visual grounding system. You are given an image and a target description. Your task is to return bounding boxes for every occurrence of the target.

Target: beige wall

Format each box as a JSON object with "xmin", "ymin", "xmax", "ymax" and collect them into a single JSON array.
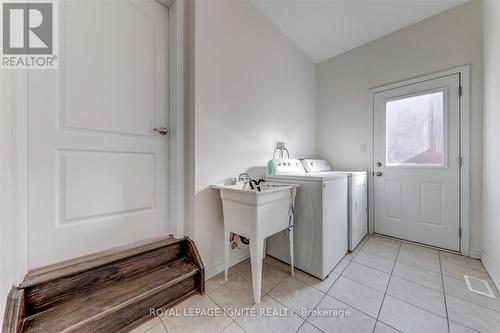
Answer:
[
  {"xmin": 316, "ymin": 0, "xmax": 483, "ymax": 254},
  {"xmin": 193, "ymin": 0, "xmax": 317, "ymax": 275},
  {"xmin": 482, "ymin": 0, "xmax": 500, "ymax": 286}
]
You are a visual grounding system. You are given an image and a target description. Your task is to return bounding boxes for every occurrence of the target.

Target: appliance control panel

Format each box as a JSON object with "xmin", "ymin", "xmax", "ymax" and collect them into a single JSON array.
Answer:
[
  {"xmin": 268, "ymin": 158, "xmax": 305, "ymax": 176},
  {"xmin": 301, "ymin": 159, "xmax": 332, "ymax": 173}
]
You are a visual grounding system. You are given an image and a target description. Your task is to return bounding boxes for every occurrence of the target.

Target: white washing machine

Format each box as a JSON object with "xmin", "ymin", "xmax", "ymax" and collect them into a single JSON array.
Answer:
[
  {"xmin": 265, "ymin": 158, "xmax": 348, "ymax": 279},
  {"xmin": 301, "ymin": 159, "xmax": 368, "ymax": 251}
]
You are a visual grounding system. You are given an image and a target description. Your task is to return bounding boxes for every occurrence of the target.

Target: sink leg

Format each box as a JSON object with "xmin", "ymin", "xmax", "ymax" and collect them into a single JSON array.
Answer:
[
  {"xmin": 289, "ymin": 227, "xmax": 294, "ymax": 276},
  {"xmin": 224, "ymin": 228, "xmax": 230, "ymax": 281},
  {"xmin": 250, "ymin": 239, "xmax": 263, "ymax": 304}
]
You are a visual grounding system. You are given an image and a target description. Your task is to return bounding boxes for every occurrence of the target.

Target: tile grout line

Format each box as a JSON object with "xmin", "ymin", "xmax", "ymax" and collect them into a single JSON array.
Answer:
[
  {"xmin": 210, "ymin": 236, "xmax": 395, "ymax": 333},
  {"xmin": 420, "ymin": 252, "xmax": 488, "ymax": 277},
  {"xmin": 372, "ymin": 240, "xmax": 402, "ymax": 333},
  {"xmin": 328, "ymin": 294, "xmax": 380, "ymax": 321},
  {"xmin": 337, "ymin": 267, "xmax": 452, "ymax": 320},
  {"xmin": 323, "ymin": 293, "xmax": 400, "ymax": 332},
  {"xmin": 211, "ymin": 237, "xmax": 456, "ymax": 331},
  {"xmin": 389, "ymin": 272, "xmax": 443, "ymax": 293},
  {"xmin": 440, "ymin": 267, "xmax": 500, "ymax": 331},
  {"xmin": 227, "ymin": 236, "xmax": 406, "ymax": 332},
  {"xmin": 294, "ymin": 238, "xmax": 370, "ymax": 332},
  {"xmin": 207, "ymin": 293, "xmax": 235, "ymax": 330},
  {"xmin": 206, "ymin": 288, "xmax": 244, "ymax": 323},
  {"xmin": 294, "ymin": 237, "xmax": 370, "ymax": 333},
  {"xmin": 339, "ymin": 273, "xmax": 388, "ymax": 293},
  {"xmin": 168, "ymin": 236, "xmax": 483, "ymax": 333},
  {"xmin": 444, "ymin": 292, "xmax": 500, "ymax": 315},
  {"xmin": 448, "ymin": 319, "xmax": 482, "ymax": 333},
  {"xmin": 264, "ymin": 293, "xmax": 309, "ymax": 330},
  {"xmin": 438, "ymin": 251, "xmax": 451, "ymax": 332},
  {"xmin": 253, "ymin": 265, "xmax": 327, "ymax": 330},
  {"xmin": 264, "ymin": 286, "xmax": 321, "ymax": 332},
  {"xmin": 296, "ymin": 285, "xmax": 332, "ymax": 333},
  {"xmin": 375, "ymin": 321, "xmax": 403, "ymax": 333},
  {"xmin": 219, "ymin": 319, "xmax": 238, "ymax": 333},
  {"xmin": 351, "ymin": 257, "xmax": 396, "ymax": 275},
  {"xmin": 214, "ymin": 256, "xmax": 343, "ymax": 332},
  {"xmin": 232, "ymin": 319, "xmax": 247, "ymax": 333},
  {"xmin": 372, "ymin": 233, "xmax": 453, "ymax": 253},
  {"xmin": 207, "ymin": 267, "xmax": 264, "ymax": 323},
  {"xmin": 366, "ymin": 287, "xmax": 449, "ymax": 319},
  {"xmin": 159, "ymin": 317, "xmax": 170, "ymax": 333},
  {"xmin": 352, "ymin": 245, "xmax": 450, "ymax": 292},
  {"xmin": 212, "ymin": 276, "xmax": 238, "ymax": 294},
  {"xmin": 395, "ymin": 254, "xmax": 445, "ymax": 275}
]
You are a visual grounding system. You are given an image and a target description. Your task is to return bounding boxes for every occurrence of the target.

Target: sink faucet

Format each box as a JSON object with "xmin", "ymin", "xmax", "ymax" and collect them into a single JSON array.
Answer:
[{"xmin": 237, "ymin": 172, "xmax": 251, "ymax": 184}]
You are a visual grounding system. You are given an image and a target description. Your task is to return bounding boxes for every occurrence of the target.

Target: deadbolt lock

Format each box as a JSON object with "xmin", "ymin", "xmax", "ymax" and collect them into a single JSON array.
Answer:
[{"xmin": 153, "ymin": 127, "xmax": 169, "ymax": 135}]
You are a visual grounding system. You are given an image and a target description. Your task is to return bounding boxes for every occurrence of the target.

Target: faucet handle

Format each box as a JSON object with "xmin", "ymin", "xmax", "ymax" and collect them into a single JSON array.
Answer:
[{"xmin": 238, "ymin": 172, "xmax": 250, "ymax": 183}]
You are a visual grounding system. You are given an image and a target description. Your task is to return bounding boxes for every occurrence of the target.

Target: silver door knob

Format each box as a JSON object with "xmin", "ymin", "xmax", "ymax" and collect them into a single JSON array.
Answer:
[
  {"xmin": 376, "ymin": 172, "xmax": 383, "ymax": 177},
  {"xmin": 153, "ymin": 127, "xmax": 169, "ymax": 135}
]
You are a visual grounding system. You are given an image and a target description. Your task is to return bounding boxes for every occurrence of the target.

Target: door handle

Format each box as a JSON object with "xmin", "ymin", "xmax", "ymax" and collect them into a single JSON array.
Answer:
[
  {"xmin": 153, "ymin": 127, "xmax": 169, "ymax": 135},
  {"xmin": 375, "ymin": 172, "xmax": 383, "ymax": 177}
]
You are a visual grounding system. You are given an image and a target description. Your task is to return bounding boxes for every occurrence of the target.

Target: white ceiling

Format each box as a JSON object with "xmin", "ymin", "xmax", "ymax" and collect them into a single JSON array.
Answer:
[{"xmin": 251, "ymin": 0, "xmax": 469, "ymax": 63}]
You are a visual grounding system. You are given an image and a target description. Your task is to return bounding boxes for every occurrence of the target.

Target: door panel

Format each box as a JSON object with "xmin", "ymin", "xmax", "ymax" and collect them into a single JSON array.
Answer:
[
  {"xmin": 384, "ymin": 180, "xmax": 403, "ymax": 219},
  {"xmin": 28, "ymin": 0, "xmax": 170, "ymax": 268},
  {"xmin": 373, "ymin": 74, "xmax": 460, "ymax": 251},
  {"xmin": 419, "ymin": 182, "xmax": 443, "ymax": 225},
  {"xmin": 59, "ymin": 150, "xmax": 155, "ymax": 223}
]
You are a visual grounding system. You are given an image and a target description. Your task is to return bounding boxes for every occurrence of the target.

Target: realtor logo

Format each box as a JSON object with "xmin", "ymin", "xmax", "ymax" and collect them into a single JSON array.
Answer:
[{"xmin": 1, "ymin": 1, "xmax": 58, "ymax": 69}]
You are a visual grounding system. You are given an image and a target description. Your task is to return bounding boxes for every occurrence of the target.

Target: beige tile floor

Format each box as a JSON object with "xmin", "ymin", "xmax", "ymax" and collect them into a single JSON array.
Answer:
[{"xmin": 129, "ymin": 235, "xmax": 500, "ymax": 333}]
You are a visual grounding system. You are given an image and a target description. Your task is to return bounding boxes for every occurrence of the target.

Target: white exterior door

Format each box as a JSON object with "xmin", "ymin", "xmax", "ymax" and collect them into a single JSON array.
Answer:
[
  {"xmin": 28, "ymin": 0, "xmax": 170, "ymax": 268},
  {"xmin": 373, "ymin": 74, "xmax": 460, "ymax": 251}
]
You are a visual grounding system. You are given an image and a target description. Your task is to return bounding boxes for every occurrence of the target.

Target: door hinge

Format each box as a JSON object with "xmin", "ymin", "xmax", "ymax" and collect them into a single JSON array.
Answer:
[
  {"xmin": 459, "ymin": 227, "xmax": 462, "ymax": 238},
  {"xmin": 458, "ymin": 156, "xmax": 463, "ymax": 168},
  {"xmin": 459, "ymin": 86, "xmax": 463, "ymax": 97}
]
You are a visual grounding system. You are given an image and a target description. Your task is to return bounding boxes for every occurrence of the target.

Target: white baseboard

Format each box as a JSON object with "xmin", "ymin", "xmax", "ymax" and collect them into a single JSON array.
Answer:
[
  {"xmin": 482, "ymin": 253, "xmax": 500, "ymax": 291},
  {"xmin": 469, "ymin": 249, "xmax": 482, "ymax": 259},
  {"xmin": 205, "ymin": 249, "xmax": 250, "ymax": 280}
]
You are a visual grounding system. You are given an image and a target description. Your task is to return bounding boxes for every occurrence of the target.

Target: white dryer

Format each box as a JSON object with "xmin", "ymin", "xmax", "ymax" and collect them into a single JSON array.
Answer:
[
  {"xmin": 266, "ymin": 158, "xmax": 348, "ymax": 279},
  {"xmin": 301, "ymin": 159, "xmax": 368, "ymax": 251}
]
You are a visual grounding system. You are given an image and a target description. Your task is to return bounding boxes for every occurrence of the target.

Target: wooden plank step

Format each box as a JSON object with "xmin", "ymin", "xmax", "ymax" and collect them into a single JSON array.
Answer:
[
  {"xmin": 21, "ymin": 257, "xmax": 199, "ymax": 333},
  {"xmin": 22, "ymin": 236, "xmax": 182, "ymax": 288},
  {"xmin": 2, "ymin": 288, "xmax": 24, "ymax": 333},
  {"xmin": 23, "ymin": 237, "xmax": 186, "ymax": 315}
]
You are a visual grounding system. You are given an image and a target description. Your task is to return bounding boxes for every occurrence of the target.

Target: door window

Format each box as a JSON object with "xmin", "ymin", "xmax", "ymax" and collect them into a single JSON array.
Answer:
[{"xmin": 385, "ymin": 90, "xmax": 445, "ymax": 167}]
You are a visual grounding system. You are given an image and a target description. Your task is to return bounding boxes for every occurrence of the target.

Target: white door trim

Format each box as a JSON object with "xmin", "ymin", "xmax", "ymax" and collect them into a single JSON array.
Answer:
[
  {"xmin": 368, "ymin": 65, "xmax": 471, "ymax": 256},
  {"xmin": 168, "ymin": 0, "xmax": 186, "ymax": 238},
  {"xmin": 0, "ymin": 0, "xmax": 186, "ymax": 284},
  {"xmin": 0, "ymin": 70, "xmax": 29, "ymax": 287}
]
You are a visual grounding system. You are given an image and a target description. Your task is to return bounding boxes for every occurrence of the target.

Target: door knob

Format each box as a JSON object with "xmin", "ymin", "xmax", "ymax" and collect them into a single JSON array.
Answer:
[
  {"xmin": 153, "ymin": 127, "xmax": 169, "ymax": 135},
  {"xmin": 376, "ymin": 172, "xmax": 383, "ymax": 177}
]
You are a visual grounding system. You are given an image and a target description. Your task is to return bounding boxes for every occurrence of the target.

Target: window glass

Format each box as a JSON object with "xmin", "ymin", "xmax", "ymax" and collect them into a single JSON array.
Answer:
[{"xmin": 386, "ymin": 91, "xmax": 445, "ymax": 166}]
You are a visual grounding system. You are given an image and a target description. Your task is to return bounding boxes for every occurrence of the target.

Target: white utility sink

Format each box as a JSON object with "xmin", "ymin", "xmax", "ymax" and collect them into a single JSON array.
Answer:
[{"xmin": 212, "ymin": 182, "xmax": 298, "ymax": 303}]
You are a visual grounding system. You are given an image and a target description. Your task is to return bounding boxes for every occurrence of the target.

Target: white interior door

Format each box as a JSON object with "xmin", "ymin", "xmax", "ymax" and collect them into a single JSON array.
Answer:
[
  {"xmin": 373, "ymin": 74, "xmax": 460, "ymax": 251},
  {"xmin": 28, "ymin": 0, "xmax": 170, "ymax": 268}
]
